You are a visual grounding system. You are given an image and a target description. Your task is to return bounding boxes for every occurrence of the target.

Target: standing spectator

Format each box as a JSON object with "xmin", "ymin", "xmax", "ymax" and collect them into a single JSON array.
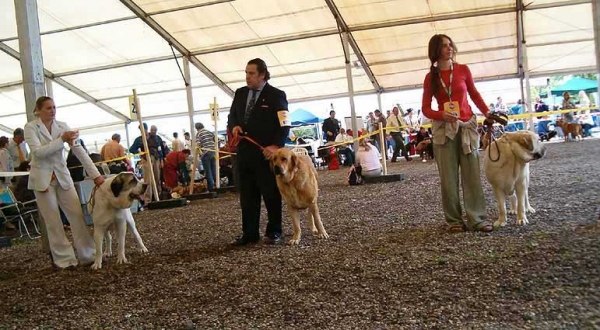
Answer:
[
  {"xmin": 100, "ymin": 133, "xmax": 128, "ymax": 174},
  {"xmin": 171, "ymin": 132, "xmax": 184, "ymax": 152},
  {"xmin": 0, "ymin": 136, "xmax": 14, "ymax": 185},
  {"xmin": 386, "ymin": 107, "xmax": 412, "ymax": 162},
  {"xmin": 495, "ymin": 97, "xmax": 507, "ymax": 113},
  {"xmin": 322, "ymin": 110, "xmax": 340, "ymax": 143},
  {"xmin": 7, "ymin": 128, "xmax": 29, "ymax": 170},
  {"xmin": 129, "ymin": 123, "xmax": 165, "ymax": 204},
  {"xmin": 183, "ymin": 132, "xmax": 191, "ymax": 149},
  {"xmin": 195, "ymin": 122, "xmax": 217, "ymax": 191}
]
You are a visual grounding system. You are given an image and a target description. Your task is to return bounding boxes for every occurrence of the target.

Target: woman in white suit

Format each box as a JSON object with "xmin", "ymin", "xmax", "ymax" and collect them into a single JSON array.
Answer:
[{"xmin": 24, "ymin": 96, "xmax": 105, "ymax": 269}]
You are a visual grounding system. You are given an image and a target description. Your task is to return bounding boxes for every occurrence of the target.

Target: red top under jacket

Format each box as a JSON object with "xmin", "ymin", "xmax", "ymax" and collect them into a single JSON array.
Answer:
[{"xmin": 422, "ymin": 62, "xmax": 489, "ymax": 122}]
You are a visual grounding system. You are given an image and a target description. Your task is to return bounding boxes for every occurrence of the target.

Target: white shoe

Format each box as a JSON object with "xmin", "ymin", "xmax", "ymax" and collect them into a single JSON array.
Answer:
[{"xmin": 422, "ymin": 159, "xmax": 427, "ymax": 163}]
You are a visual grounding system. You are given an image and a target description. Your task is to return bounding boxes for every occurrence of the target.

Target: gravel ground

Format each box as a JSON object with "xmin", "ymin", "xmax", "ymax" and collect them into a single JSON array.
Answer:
[{"xmin": 1, "ymin": 138, "xmax": 599, "ymax": 329}]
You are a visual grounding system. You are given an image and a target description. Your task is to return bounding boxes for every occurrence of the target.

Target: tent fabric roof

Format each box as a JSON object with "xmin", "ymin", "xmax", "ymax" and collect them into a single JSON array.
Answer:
[
  {"xmin": 290, "ymin": 108, "xmax": 323, "ymax": 126},
  {"xmin": 0, "ymin": 0, "xmax": 597, "ymax": 134},
  {"xmin": 550, "ymin": 77, "xmax": 599, "ymax": 96}
]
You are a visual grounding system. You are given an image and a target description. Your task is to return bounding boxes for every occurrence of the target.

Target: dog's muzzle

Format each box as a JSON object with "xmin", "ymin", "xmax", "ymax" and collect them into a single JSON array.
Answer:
[
  {"xmin": 533, "ymin": 146, "xmax": 546, "ymax": 160},
  {"xmin": 273, "ymin": 165, "xmax": 283, "ymax": 176}
]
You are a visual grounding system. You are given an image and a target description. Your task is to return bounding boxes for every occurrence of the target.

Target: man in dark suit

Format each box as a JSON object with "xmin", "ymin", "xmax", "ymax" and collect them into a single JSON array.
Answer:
[
  {"xmin": 228, "ymin": 58, "xmax": 291, "ymax": 246},
  {"xmin": 322, "ymin": 110, "xmax": 340, "ymax": 142}
]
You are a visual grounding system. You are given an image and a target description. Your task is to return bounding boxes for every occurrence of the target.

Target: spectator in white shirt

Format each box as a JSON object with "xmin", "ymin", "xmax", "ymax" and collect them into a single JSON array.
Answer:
[
  {"xmin": 356, "ymin": 138, "xmax": 382, "ymax": 177},
  {"xmin": 7, "ymin": 128, "xmax": 29, "ymax": 170},
  {"xmin": 334, "ymin": 128, "xmax": 354, "ymax": 166}
]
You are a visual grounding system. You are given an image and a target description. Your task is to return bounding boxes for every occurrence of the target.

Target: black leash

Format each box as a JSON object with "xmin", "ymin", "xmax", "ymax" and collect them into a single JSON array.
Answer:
[{"xmin": 485, "ymin": 113, "xmax": 509, "ymax": 163}]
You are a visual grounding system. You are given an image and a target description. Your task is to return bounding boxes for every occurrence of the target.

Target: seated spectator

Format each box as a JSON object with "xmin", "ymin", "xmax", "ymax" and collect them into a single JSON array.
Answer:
[
  {"xmin": 356, "ymin": 138, "xmax": 382, "ymax": 178},
  {"xmin": 579, "ymin": 110, "xmax": 595, "ymax": 137},
  {"xmin": 415, "ymin": 127, "xmax": 434, "ymax": 161},
  {"xmin": 335, "ymin": 128, "xmax": 354, "ymax": 166}
]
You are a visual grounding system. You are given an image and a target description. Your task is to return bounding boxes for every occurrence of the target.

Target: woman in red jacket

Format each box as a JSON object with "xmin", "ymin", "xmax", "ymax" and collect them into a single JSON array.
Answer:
[{"xmin": 421, "ymin": 34, "xmax": 492, "ymax": 233}]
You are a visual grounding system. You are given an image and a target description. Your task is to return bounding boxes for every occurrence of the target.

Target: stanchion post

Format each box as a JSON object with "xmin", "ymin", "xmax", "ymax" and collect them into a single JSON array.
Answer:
[
  {"xmin": 378, "ymin": 123, "xmax": 388, "ymax": 175},
  {"xmin": 212, "ymin": 97, "xmax": 221, "ymax": 189},
  {"xmin": 132, "ymin": 89, "xmax": 160, "ymax": 201},
  {"xmin": 183, "ymin": 57, "xmax": 197, "ymax": 195}
]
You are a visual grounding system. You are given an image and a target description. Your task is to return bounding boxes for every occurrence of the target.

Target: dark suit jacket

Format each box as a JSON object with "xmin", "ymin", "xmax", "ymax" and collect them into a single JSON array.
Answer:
[{"xmin": 227, "ymin": 83, "xmax": 290, "ymax": 148}]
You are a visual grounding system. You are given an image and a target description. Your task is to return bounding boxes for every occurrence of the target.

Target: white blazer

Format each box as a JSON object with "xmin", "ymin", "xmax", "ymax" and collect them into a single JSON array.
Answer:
[{"xmin": 24, "ymin": 118, "xmax": 100, "ymax": 191}]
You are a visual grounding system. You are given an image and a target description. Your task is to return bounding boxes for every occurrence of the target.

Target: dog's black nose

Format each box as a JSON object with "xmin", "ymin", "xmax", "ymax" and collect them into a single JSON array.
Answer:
[{"xmin": 273, "ymin": 166, "xmax": 282, "ymax": 175}]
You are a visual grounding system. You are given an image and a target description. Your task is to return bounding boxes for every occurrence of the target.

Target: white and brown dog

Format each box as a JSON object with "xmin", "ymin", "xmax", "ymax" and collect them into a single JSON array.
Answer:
[
  {"xmin": 270, "ymin": 148, "xmax": 328, "ymax": 245},
  {"xmin": 484, "ymin": 131, "xmax": 546, "ymax": 227},
  {"xmin": 90, "ymin": 172, "xmax": 148, "ymax": 270}
]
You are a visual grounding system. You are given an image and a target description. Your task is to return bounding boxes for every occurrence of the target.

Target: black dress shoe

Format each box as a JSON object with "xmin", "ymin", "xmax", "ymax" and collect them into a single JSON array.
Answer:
[
  {"xmin": 263, "ymin": 234, "xmax": 282, "ymax": 245},
  {"xmin": 232, "ymin": 236, "xmax": 259, "ymax": 246}
]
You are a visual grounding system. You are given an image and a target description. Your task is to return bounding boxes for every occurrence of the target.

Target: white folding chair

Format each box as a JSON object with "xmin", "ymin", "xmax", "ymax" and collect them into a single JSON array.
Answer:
[{"xmin": 291, "ymin": 147, "xmax": 309, "ymax": 156}]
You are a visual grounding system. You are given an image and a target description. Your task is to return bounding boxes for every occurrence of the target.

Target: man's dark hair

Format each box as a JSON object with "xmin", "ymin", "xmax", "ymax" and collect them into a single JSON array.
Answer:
[
  {"xmin": 13, "ymin": 128, "xmax": 24, "ymax": 137},
  {"xmin": 247, "ymin": 58, "xmax": 270, "ymax": 81},
  {"xmin": 139, "ymin": 123, "xmax": 148, "ymax": 131},
  {"xmin": 195, "ymin": 122, "xmax": 204, "ymax": 130},
  {"xmin": 329, "ymin": 110, "xmax": 335, "ymax": 115},
  {"xmin": 184, "ymin": 132, "xmax": 190, "ymax": 137},
  {"xmin": 111, "ymin": 133, "xmax": 120, "ymax": 140},
  {"xmin": 182, "ymin": 149, "xmax": 191, "ymax": 155},
  {"xmin": 173, "ymin": 132, "xmax": 178, "ymax": 138}
]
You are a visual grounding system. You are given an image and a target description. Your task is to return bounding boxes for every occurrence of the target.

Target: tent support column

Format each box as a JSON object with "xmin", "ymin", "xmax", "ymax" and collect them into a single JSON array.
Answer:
[
  {"xmin": 517, "ymin": 0, "xmax": 534, "ymax": 131},
  {"xmin": 593, "ymin": 0, "xmax": 600, "ymax": 99},
  {"xmin": 343, "ymin": 32, "xmax": 359, "ymax": 155},
  {"xmin": 183, "ymin": 56, "xmax": 199, "ymax": 195}
]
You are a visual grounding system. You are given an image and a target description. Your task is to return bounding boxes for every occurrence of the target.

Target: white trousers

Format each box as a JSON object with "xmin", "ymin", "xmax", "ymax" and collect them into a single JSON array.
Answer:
[{"xmin": 34, "ymin": 180, "xmax": 95, "ymax": 268}]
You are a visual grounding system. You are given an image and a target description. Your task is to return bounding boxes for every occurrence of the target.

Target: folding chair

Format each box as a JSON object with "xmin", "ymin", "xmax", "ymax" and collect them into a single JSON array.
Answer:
[
  {"xmin": 291, "ymin": 147, "xmax": 309, "ymax": 156},
  {"xmin": 0, "ymin": 187, "xmax": 40, "ymax": 239}
]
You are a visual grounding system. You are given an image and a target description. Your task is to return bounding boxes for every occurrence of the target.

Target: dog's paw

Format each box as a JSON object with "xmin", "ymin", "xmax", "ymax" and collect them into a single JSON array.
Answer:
[
  {"xmin": 116, "ymin": 257, "xmax": 129, "ymax": 265},
  {"xmin": 527, "ymin": 206, "xmax": 536, "ymax": 214},
  {"xmin": 139, "ymin": 247, "xmax": 149, "ymax": 254},
  {"xmin": 103, "ymin": 251, "xmax": 113, "ymax": 258},
  {"xmin": 311, "ymin": 229, "xmax": 319, "ymax": 236},
  {"xmin": 516, "ymin": 217, "xmax": 529, "ymax": 226},
  {"xmin": 508, "ymin": 208, "xmax": 517, "ymax": 215},
  {"xmin": 91, "ymin": 262, "xmax": 102, "ymax": 270},
  {"xmin": 493, "ymin": 218, "xmax": 507, "ymax": 228},
  {"xmin": 318, "ymin": 231, "xmax": 329, "ymax": 239},
  {"xmin": 288, "ymin": 238, "xmax": 300, "ymax": 245}
]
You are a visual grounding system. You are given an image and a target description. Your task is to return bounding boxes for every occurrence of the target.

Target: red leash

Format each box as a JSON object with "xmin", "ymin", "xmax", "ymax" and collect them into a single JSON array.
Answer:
[{"xmin": 229, "ymin": 133, "xmax": 264, "ymax": 151}]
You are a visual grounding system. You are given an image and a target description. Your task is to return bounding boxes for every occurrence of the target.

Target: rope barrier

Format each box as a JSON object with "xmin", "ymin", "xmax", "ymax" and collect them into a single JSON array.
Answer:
[{"xmin": 67, "ymin": 151, "xmax": 147, "ymax": 170}]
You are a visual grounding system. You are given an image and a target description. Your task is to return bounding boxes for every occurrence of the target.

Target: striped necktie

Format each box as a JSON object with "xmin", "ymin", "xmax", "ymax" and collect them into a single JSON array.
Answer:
[{"xmin": 244, "ymin": 89, "xmax": 258, "ymax": 124}]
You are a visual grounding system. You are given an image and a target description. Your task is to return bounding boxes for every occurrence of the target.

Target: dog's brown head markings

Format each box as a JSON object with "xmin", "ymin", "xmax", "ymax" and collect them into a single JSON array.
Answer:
[
  {"xmin": 110, "ymin": 172, "xmax": 147, "ymax": 200},
  {"xmin": 507, "ymin": 131, "xmax": 546, "ymax": 161},
  {"xmin": 271, "ymin": 148, "xmax": 297, "ymax": 179}
]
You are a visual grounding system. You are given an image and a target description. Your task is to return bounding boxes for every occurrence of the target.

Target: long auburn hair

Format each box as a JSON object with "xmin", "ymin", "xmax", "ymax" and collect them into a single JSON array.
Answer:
[{"xmin": 428, "ymin": 34, "xmax": 457, "ymax": 94}]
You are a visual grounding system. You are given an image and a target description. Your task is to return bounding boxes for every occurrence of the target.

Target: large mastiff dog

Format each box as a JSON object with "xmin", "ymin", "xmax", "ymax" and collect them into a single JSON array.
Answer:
[
  {"xmin": 484, "ymin": 131, "xmax": 546, "ymax": 227},
  {"xmin": 90, "ymin": 172, "xmax": 148, "ymax": 269}
]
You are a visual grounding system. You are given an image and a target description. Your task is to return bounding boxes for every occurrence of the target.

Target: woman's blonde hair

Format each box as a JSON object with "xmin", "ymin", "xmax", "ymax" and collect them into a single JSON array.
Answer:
[
  {"xmin": 359, "ymin": 138, "xmax": 371, "ymax": 151},
  {"xmin": 33, "ymin": 96, "xmax": 53, "ymax": 117}
]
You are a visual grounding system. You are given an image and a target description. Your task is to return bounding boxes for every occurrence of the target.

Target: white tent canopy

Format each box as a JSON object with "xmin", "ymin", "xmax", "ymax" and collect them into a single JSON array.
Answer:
[{"xmin": 0, "ymin": 0, "xmax": 597, "ymax": 146}]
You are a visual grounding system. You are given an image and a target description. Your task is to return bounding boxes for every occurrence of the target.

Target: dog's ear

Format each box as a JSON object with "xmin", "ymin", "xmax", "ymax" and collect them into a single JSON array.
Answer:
[
  {"xmin": 515, "ymin": 133, "xmax": 534, "ymax": 151},
  {"xmin": 290, "ymin": 153, "xmax": 297, "ymax": 170},
  {"xmin": 110, "ymin": 174, "xmax": 125, "ymax": 198},
  {"xmin": 269, "ymin": 155, "xmax": 276, "ymax": 172}
]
